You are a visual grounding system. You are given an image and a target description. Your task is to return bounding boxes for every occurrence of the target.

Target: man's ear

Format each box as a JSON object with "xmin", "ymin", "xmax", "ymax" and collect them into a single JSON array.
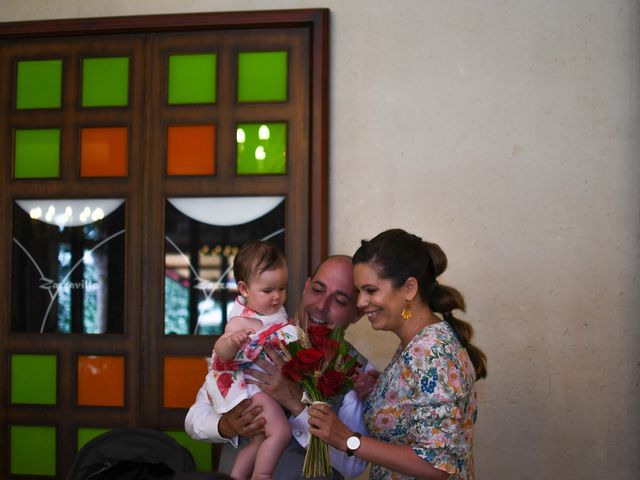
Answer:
[
  {"xmin": 237, "ymin": 281, "xmax": 249, "ymax": 297},
  {"xmin": 403, "ymin": 277, "xmax": 419, "ymax": 302},
  {"xmin": 303, "ymin": 277, "xmax": 311, "ymax": 291}
]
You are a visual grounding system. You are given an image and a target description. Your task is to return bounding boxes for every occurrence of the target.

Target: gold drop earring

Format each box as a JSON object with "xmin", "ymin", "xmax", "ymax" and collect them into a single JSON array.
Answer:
[{"xmin": 401, "ymin": 301, "xmax": 413, "ymax": 321}]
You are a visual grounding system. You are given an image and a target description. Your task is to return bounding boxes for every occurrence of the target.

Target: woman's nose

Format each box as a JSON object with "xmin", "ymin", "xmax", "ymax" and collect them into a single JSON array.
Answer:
[{"xmin": 356, "ymin": 294, "xmax": 367, "ymax": 309}]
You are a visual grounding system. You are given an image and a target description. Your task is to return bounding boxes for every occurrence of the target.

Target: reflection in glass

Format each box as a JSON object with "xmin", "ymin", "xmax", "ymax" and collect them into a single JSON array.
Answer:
[
  {"xmin": 164, "ymin": 196, "xmax": 285, "ymax": 336},
  {"xmin": 11, "ymin": 199, "xmax": 125, "ymax": 334}
]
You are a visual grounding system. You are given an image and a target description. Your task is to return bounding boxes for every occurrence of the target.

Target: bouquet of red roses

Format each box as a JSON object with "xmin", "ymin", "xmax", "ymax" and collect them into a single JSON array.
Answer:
[{"xmin": 281, "ymin": 323, "xmax": 360, "ymax": 477}]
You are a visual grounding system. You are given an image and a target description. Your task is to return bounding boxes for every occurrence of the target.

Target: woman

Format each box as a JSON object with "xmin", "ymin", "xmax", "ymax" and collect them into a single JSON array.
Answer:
[{"xmin": 308, "ymin": 229, "xmax": 487, "ymax": 479}]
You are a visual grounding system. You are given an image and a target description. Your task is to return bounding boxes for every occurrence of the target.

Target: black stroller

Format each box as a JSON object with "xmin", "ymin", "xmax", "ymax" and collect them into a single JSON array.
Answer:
[{"xmin": 67, "ymin": 427, "xmax": 196, "ymax": 480}]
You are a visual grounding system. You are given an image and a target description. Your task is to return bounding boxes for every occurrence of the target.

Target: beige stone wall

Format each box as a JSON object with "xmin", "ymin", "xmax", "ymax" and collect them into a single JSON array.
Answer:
[{"xmin": 4, "ymin": 1, "xmax": 639, "ymax": 478}]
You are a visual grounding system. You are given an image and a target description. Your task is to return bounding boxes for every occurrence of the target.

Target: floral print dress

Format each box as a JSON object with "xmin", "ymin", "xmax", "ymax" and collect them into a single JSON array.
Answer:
[
  {"xmin": 363, "ymin": 321, "xmax": 477, "ymax": 480},
  {"xmin": 205, "ymin": 297, "xmax": 298, "ymax": 413}
]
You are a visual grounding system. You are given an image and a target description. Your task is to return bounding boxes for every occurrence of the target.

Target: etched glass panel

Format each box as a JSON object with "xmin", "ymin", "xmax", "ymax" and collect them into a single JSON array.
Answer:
[
  {"xmin": 164, "ymin": 196, "xmax": 285, "ymax": 335},
  {"xmin": 11, "ymin": 199, "xmax": 126, "ymax": 333}
]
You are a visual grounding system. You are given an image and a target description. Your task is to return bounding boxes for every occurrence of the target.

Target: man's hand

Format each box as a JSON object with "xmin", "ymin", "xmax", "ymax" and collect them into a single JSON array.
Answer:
[
  {"xmin": 218, "ymin": 399, "xmax": 265, "ymax": 439},
  {"xmin": 246, "ymin": 346, "xmax": 305, "ymax": 416}
]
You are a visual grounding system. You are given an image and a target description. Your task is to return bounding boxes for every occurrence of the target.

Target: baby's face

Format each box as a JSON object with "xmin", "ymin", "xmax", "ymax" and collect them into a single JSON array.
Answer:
[{"xmin": 242, "ymin": 265, "xmax": 288, "ymax": 315}]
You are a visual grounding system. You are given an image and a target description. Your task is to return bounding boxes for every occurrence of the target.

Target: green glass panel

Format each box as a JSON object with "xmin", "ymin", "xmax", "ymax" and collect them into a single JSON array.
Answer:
[
  {"xmin": 82, "ymin": 57, "xmax": 129, "ymax": 107},
  {"xmin": 11, "ymin": 354, "xmax": 57, "ymax": 404},
  {"xmin": 16, "ymin": 59, "xmax": 62, "ymax": 109},
  {"xmin": 77, "ymin": 427, "xmax": 111, "ymax": 450},
  {"xmin": 236, "ymin": 122, "xmax": 287, "ymax": 174},
  {"xmin": 10, "ymin": 425, "xmax": 56, "ymax": 475},
  {"xmin": 238, "ymin": 51, "xmax": 288, "ymax": 102},
  {"xmin": 168, "ymin": 53, "xmax": 217, "ymax": 105},
  {"xmin": 166, "ymin": 430, "xmax": 212, "ymax": 471},
  {"xmin": 14, "ymin": 128, "xmax": 60, "ymax": 178}
]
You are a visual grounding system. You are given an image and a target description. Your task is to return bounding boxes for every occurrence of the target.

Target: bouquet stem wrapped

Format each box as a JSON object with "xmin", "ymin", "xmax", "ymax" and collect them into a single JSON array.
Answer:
[{"xmin": 281, "ymin": 323, "xmax": 360, "ymax": 478}]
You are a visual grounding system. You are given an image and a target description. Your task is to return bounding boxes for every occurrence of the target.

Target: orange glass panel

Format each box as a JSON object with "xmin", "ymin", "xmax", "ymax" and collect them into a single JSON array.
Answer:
[
  {"xmin": 77, "ymin": 355, "xmax": 125, "ymax": 407},
  {"xmin": 163, "ymin": 356, "xmax": 208, "ymax": 408},
  {"xmin": 167, "ymin": 125, "xmax": 215, "ymax": 176},
  {"xmin": 80, "ymin": 127, "xmax": 128, "ymax": 177}
]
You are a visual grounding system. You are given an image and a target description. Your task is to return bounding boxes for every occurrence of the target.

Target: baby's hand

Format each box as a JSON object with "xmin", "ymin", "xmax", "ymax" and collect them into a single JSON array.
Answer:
[
  {"xmin": 229, "ymin": 328, "xmax": 255, "ymax": 350},
  {"xmin": 352, "ymin": 369, "xmax": 380, "ymax": 400}
]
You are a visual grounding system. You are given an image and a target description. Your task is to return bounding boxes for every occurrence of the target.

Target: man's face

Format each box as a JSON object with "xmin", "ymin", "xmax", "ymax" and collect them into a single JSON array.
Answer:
[{"xmin": 297, "ymin": 256, "xmax": 359, "ymax": 330}]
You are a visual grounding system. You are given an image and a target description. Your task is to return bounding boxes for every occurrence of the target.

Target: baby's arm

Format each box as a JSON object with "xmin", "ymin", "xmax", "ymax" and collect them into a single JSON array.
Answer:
[{"xmin": 214, "ymin": 316, "xmax": 262, "ymax": 361}]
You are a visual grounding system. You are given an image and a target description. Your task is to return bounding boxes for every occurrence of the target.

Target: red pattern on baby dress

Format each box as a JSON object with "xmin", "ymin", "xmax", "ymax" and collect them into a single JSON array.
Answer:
[{"xmin": 216, "ymin": 372, "xmax": 234, "ymax": 398}]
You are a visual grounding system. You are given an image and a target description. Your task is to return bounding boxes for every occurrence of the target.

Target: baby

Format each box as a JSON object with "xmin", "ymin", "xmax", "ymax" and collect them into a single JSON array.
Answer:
[{"xmin": 205, "ymin": 240, "xmax": 297, "ymax": 480}]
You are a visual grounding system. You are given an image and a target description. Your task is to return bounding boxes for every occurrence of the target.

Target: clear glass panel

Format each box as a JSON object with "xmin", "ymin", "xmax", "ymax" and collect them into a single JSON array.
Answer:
[
  {"xmin": 164, "ymin": 196, "xmax": 285, "ymax": 335},
  {"xmin": 11, "ymin": 199, "xmax": 126, "ymax": 334}
]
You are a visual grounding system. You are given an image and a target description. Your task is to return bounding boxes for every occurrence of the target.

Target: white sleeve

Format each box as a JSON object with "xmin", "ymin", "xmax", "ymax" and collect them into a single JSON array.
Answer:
[
  {"xmin": 329, "ymin": 389, "xmax": 369, "ymax": 479},
  {"xmin": 288, "ymin": 390, "xmax": 369, "ymax": 479},
  {"xmin": 184, "ymin": 383, "xmax": 238, "ymax": 448},
  {"xmin": 289, "ymin": 407, "xmax": 312, "ymax": 447}
]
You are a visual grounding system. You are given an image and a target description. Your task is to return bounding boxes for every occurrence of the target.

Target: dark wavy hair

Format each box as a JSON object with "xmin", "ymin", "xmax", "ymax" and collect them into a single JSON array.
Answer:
[{"xmin": 353, "ymin": 229, "xmax": 487, "ymax": 379}]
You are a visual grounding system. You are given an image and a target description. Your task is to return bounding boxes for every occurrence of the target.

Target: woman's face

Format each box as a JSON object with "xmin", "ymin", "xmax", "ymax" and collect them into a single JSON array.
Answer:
[{"xmin": 353, "ymin": 262, "xmax": 406, "ymax": 332}]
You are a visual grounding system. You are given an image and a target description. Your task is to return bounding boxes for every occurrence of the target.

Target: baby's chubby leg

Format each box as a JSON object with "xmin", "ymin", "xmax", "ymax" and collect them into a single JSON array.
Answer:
[
  {"xmin": 250, "ymin": 391, "xmax": 291, "ymax": 480},
  {"xmin": 231, "ymin": 433, "xmax": 264, "ymax": 480}
]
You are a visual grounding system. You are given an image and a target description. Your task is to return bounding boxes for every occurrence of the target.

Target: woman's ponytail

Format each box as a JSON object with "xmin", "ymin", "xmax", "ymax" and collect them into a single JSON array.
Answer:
[{"xmin": 430, "ymin": 282, "xmax": 487, "ymax": 380}]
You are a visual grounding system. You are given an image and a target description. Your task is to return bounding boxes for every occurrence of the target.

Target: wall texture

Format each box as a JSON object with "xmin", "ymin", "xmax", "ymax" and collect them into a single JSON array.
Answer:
[{"xmin": 3, "ymin": 1, "xmax": 639, "ymax": 478}]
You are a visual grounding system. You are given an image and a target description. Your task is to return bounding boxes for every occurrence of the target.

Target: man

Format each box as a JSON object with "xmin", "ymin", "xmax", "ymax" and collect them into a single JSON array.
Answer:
[{"xmin": 185, "ymin": 256, "xmax": 378, "ymax": 479}]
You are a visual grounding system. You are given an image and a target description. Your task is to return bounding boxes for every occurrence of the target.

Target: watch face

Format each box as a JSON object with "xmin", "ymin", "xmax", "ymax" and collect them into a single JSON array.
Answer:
[{"xmin": 347, "ymin": 435, "xmax": 361, "ymax": 450}]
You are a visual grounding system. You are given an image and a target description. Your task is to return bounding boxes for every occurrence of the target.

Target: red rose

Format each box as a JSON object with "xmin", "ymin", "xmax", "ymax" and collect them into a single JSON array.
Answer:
[
  {"xmin": 294, "ymin": 347, "xmax": 325, "ymax": 372},
  {"xmin": 317, "ymin": 369, "xmax": 346, "ymax": 397},
  {"xmin": 282, "ymin": 360, "xmax": 305, "ymax": 382},
  {"xmin": 313, "ymin": 336, "xmax": 339, "ymax": 361},
  {"xmin": 282, "ymin": 348, "xmax": 324, "ymax": 382},
  {"xmin": 307, "ymin": 324, "xmax": 331, "ymax": 341}
]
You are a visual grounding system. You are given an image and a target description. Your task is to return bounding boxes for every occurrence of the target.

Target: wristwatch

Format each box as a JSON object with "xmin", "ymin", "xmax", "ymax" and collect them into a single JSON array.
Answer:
[{"xmin": 346, "ymin": 432, "xmax": 362, "ymax": 456}]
